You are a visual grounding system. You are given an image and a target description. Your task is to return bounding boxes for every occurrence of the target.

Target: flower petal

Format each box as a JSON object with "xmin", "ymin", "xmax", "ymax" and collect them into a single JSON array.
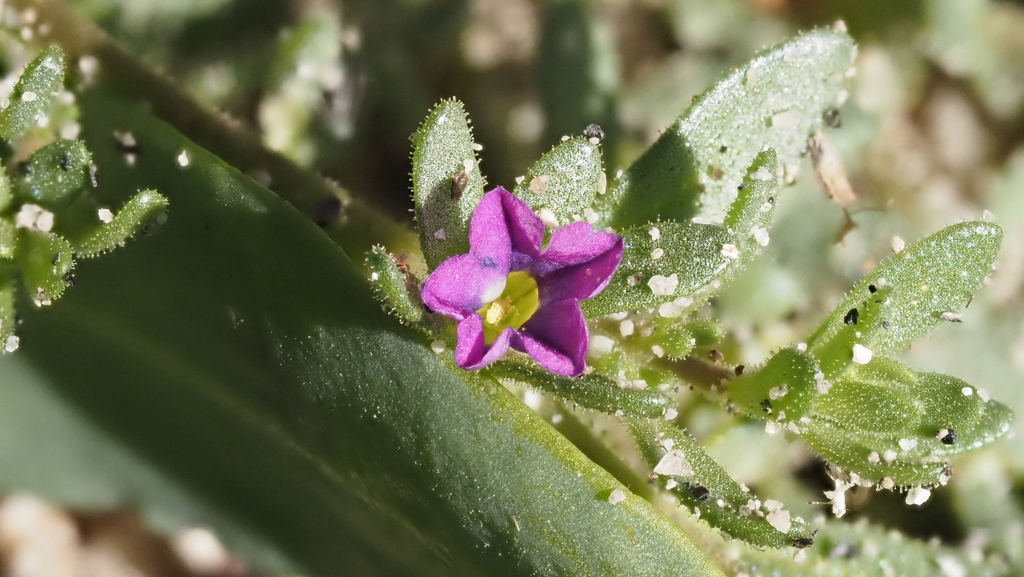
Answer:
[
  {"xmin": 535, "ymin": 222, "xmax": 623, "ymax": 302},
  {"xmin": 455, "ymin": 313, "xmax": 515, "ymax": 370},
  {"xmin": 517, "ymin": 299, "xmax": 588, "ymax": 376},
  {"xmin": 421, "ymin": 254, "xmax": 507, "ymax": 320},
  {"xmin": 470, "ymin": 188, "xmax": 544, "ymax": 269}
]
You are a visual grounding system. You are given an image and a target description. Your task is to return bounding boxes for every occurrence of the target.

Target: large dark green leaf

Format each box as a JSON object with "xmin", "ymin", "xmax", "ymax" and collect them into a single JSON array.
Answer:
[{"xmin": 0, "ymin": 88, "xmax": 724, "ymax": 577}]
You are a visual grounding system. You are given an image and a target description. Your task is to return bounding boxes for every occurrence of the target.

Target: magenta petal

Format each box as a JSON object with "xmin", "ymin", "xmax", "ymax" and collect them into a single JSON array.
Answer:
[
  {"xmin": 455, "ymin": 314, "xmax": 514, "ymax": 370},
  {"xmin": 536, "ymin": 224, "xmax": 623, "ymax": 302},
  {"xmin": 470, "ymin": 188, "xmax": 544, "ymax": 266},
  {"xmin": 517, "ymin": 299, "xmax": 588, "ymax": 376},
  {"xmin": 421, "ymin": 254, "xmax": 508, "ymax": 320}
]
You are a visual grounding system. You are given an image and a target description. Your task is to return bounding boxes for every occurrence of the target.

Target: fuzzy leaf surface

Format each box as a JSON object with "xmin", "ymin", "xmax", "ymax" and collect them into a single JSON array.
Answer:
[
  {"xmin": 512, "ymin": 136, "xmax": 602, "ymax": 224},
  {"xmin": 0, "ymin": 46, "xmax": 65, "ymax": 142}
]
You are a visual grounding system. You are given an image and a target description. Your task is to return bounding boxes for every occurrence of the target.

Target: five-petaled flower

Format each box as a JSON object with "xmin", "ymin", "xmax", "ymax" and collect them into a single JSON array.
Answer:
[{"xmin": 422, "ymin": 188, "xmax": 623, "ymax": 376}]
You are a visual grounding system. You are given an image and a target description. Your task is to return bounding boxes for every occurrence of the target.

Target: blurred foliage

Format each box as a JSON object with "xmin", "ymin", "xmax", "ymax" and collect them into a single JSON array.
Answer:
[{"xmin": 0, "ymin": 0, "xmax": 1024, "ymax": 575}]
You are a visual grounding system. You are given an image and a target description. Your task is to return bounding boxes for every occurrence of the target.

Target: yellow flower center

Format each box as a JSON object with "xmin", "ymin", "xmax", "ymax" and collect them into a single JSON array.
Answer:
[{"xmin": 477, "ymin": 271, "xmax": 540, "ymax": 344}]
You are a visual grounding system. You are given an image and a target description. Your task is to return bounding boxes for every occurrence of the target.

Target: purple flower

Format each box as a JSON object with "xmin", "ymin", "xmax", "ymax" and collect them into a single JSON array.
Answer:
[{"xmin": 422, "ymin": 188, "xmax": 623, "ymax": 376}]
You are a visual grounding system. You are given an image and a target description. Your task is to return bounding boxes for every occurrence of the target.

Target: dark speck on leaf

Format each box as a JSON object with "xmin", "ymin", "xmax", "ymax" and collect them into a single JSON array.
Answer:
[
  {"xmin": 17, "ymin": 161, "xmax": 32, "ymax": 175},
  {"xmin": 684, "ymin": 483, "xmax": 711, "ymax": 502},
  {"xmin": 735, "ymin": 364, "xmax": 745, "ymax": 376},
  {"xmin": 882, "ymin": 321, "xmax": 890, "ymax": 329},
  {"xmin": 51, "ymin": 252, "xmax": 61, "ymax": 265},
  {"xmin": 450, "ymin": 169, "xmax": 470, "ymax": 201},
  {"xmin": 844, "ymin": 308, "xmax": 859, "ymax": 325},
  {"xmin": 939, "ymin": 429, "xmax": 957, "ymax": 445},
  {"xmin": 313, "ymin": 196, "xmax": 341, "ymax": 228},
  {"xmin": 481, "ymin": 256, "xmax": 498, "ymax": 268},
  {"xmin": 760, "ymin": 399, "xmax": 773, "ymax": 414},
  {"xmin": 738, "ymin": 183, "xmax": 748, "ymax": 191},
  {"xmin": 709, "ymin": 349, "xmax": 724, "ymax": 363},
  {"xmin": 583, "ymin": 123, "xmax": 605, "ymax": 140},
  {"xmin": 89, "ymin": 162, "xmax": 100, "ymax": 187},
  {"xmin": 719, "ymin": 145, "xmax": 728, "ymax": 153},
  {"xmin": 868, "ymin": 284, "xmax": 877, "ymax": 294},
  {"xmin": 823, "ymin": 107, "xmax": 842, "ymax": 128},
  {"xmin": 59, "ymin": 153, "xmax": 72, "ymax": 171},
  {"xmin": 793, "ymin": 536, "xmax": 814, "ymax": 549},
  {"xmin": 64, "ymin": 272, "xmax": 75, "ymax": 287}
]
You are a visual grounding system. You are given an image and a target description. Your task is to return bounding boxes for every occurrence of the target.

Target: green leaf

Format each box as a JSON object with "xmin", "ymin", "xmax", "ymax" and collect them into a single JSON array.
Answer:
[
  {"xmin": 802, "ymin": 357, "xmax": 1012, "ymax": 488},
  {"xmin": 0, "ymin": 46, "xmax": 65, "ymax": 142},
  {"xmin": 15, "ymin": 229, "xmax": 74, "ymax": 304},
  {"xmin": 722, "ymin": 149, "xmax": 780, "ymax": 246},
  {"xmin": 0, "ymin": 220, "xmax": 16, "ymax": 259},
  {"xmin": 807, "ymin": 221, "xmax": 1002, "ymax": 360},
  {"xmin": 582, "ymin": 221, "xmax": 732, "ymax": 317},
  {"xmin": 73, "ymin": 189, "xmax": 168, "ymax": 258},
  {"xmin": 0, "ymin": 165, "xmax": 11, "ymax": 212},
  {"xmin": 365, "ymin": 245, "xmax": 424, "ymax": 326},
  {"xmin": 489, "ymin": 358, "xmax": 675, "ymax": 419},
  {"xmin": 728, "ymin": 347, "xmax": 819, "ymax": 423},
  {"xmin": 13, "ymin": 139, "xmax": 91, "ymax": 209},
  {"xmin": 0, "ymin": 274, "xmax": 14, "ymax": 350},
  {"xmin": 412, "ymin": 99, "xmax": 485, "ymax": 270},
  {"xmin": 632, "ymin": 420, "xmax": 813, "ymax": 549},
  {"xmin": 1, "ymin": 87, "xmax": 727, "ymax": 577},
  {"xmin": 512, "ymin": 136, "xmax": 602, "ymax": 224},
  {"xmin": 606, "ymin": 29, "xmax": 855, "ymax": 229}
]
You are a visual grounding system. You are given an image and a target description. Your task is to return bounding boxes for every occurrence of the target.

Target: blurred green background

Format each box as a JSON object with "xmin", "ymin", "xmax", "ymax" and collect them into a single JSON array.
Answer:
[{"xmin": 3, "ymin": 0, "xmax": 1024, "ymax": 575}]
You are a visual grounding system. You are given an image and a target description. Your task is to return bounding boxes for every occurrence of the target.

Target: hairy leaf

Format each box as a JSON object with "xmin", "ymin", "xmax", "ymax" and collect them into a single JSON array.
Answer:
[
  {"xmin": 14, "ymin": 139, "xmax": 92, "ymax": 209},
  {"xmin": 365, "ymin": 245, "xmax": 424, "ymax": 326},
  {"xmin": 0, "ymin": 46, "xmax": 65, "ymax": 142},
  {"xmin": 412, "ymin": 99, "xmax": 485, "ymax": 269},
  {"xmin": 74, "ymin": 189, "xmax": 168, "ymax": 258},
  {"xmin": 15, "ymin": 229, "xmax": 74, "ymax": 304},
  {"xmin": 607, "ymin": 29, "xmax": 854, "ymax": 228},
  {"xmin": 512, "ymin": 136, "xmax": 602, "ymax": 224}
]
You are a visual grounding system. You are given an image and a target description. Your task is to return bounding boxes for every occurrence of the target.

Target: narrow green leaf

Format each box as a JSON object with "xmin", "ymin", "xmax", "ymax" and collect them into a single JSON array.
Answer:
[
  {"xmin": 0, "ymin": 166, "xmax": 11, "ymax": 212},
  {"xmin": 0, "ymin": 46, "xmax": 65, "ymax": 142},
  {"xmin": 15, "ymin": 230, "xmax": 74, "ymax": 304},
  {"xmin": 803, "ymin": 357, "xmax": 1012, "ymax": 487},
  {"xmin": 632, "ymin": 420, "xmax": 813, "ymax": 549},
  {"xmin": 807, "ymin": 221, "xmax": 1002, "ymax": 358},
  {"xmin": 412, "ymin": 99, "xmax": 485, "ymax": 269},
  {"xmin": 365, "ymin": 245, "xmax": 424, "ymax": 326},
  {"xmin": 74, "ymin": 189, "xmax": 168, "ymax": 258},
  {"xmin": 728, "ymin": 347, "xmax": 819, "ymax": 423},
  {"xmin": 722, "ymin": 149, "xmax": 780, "ymax": 245},
  {"xmin": 13, "ymin": 139, "xmax": 91, "ymax": 209},
  {"xmin": 0, "ymin": 274, "xmax": 14, "ymax": 351},
  {"xmin": 512, "ymin": 136, "xmax": 602, "ymax": 224},
  {"xmin": 582, "ymin": 221, "xmax": 733, "ymax": 317},
  {"xmin": 0, "ymin": 220, "xmax": 15, "ymax": 259},
  {"xmin": 489, "ymin": 358, "xmax": 675, "ymax": 419},
  {"xmin": 607, "ymin": 29, "xmax": 855, "ymax": 228}
]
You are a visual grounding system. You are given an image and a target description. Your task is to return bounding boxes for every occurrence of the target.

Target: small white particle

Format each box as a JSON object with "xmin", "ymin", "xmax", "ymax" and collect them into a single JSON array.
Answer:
[
  {"xmin": 431, "ymin": 340, "xmax": 446, "ymax": 354},
  {"xmin": 899, "ymin": 438, "xmax": 918, "ymax": 451},
  {"xmin": 769, "ymin": 385, "xmax": 789, "ymax": 400},
  {"xmin": 658, "ymin": 301, "xmax": 683, "ymax": 318},
  {"xmin": 852, "ymin": 344, "xmax": 873, "ymax": 364},
  {"xmin": 937, "ymin": 556, "xmax": 966, "ymax": 577},
  {"xmin": 589, "ymin": 335, "xmax": 615, "ymax": 357},
  {"xmin": 515, "ymin": 175, "xmax": 525, "ymax": 185},
  {"xmin": 597, "ymin": 171, "xmax": 607, "ymax": 195},
  {"xmin": 905, "ymin": 486, "xmax": 931, "ymax": 506},
  {"xmin": 584, "ymin": 207, "xmax": 599, "ymax": 224},
  {"xmin": 619, "ymin": 319, "xmax": 634, "ymax": 337},
  {"xmin": 97, "ymin": 208, "xmax": 114, "ymax": 223},
  {"xmin": 551, "ymin": 413, "xmax": 563, "ymax": 424},
  {"xmin": 651, "ymin": 345, "xmax": 665, "ymax": 358},
  {"xmin": 4, "ymin": 335, "xmax": 19, "ymax": 353},
  {"xmin": 881, "ymin": 477, "xmax": 894, "ymax": 490},
  {"xmin": 560, "ymin": 135, "xmax": 570, "ymax": 142},
  {"xmin": 751, "ymin": 169, "xmax": 773, "ymax": 181},
  {"xmin": 536, "ymin": 208, "xmax": 559, "ymax": 229},
  {"xmin": 433, "ymin": 228, "xmax": 447, "ymax": 240},
  {"xmin": 765, "ymin": 421, "xmax": 782, "ymax": 435},
  {"xmin": 608, "ymin": 489, "xmax": 626, "ymax": 505},
  {"xmin": 177, "ymin": 150, "xmax": 190, "ymax": 167},
  {"xmin": 766, "ymin": 509, "xmax": 792, "ymax": 533},
  {"xmin": 529, "ymin": 174, "xmax": 551, "ymax": 194},
  {"xmin": 982, "ymin": 210, "xmax": 995, "ymax": 222},
  {"xmin": 370, "ymin": 272, "xmax": 379, "ymax": 281},
  {"xmin": 961, "ymin": 386, "xmax": 973, "ymax": 397},
  {"xmin": 654, "ymin": 449, "xmax": 692, "ymax": 476},
  {"xmin": 794, "ymin": 549, "xmax": 807, "ymax": 563},
  {"xmin": 648, "ymin": 274, "xmax": 679, "ymax": 296},
  {"xmin": 35, "ymin": 209, "xmax": 54, "ymax": 232},
  {"xmin": 649, "ymin": 227, "xmax": 661, "ymax": 241},
  {"xmin": 977, "ymin": 388, "xmax": 991, "ymax": 402},
  {"xmin": 665, "ymin": 479, "xmax": 678, "ymax": 490},
  {"xmin": 462, "ymin": 159, "xmax": 474, "ymax": 171},
  {"xmin": 891, "ymin": 236, "xmax": 906, "ymax": 253},
  {"xmin": 721, "ymin": 243, "xmax": 739, "ymax": 259},
  {"xmin": 824, "ymin": 478, "xmax": 854, "ymax": 517},
  {"xmin": 664, "ymin": 408, "xmax": 678, "ymax": 421},
  {"xmin": 752, "ymin": 227, "xmax": 769, "ymax": 247},
  {"xmin": 615, "ymin": 169, "xmax": 624, "ymax": 179},
  {"xmin": 589, "ymin": 136, "xmax": 600, "ymax": 145},
  {"xmin": 15, "ymin": 204, "xmax": 42, "ymax": 229},
  {"xmin": 760, "ymin": 201, "xmax": 773, "ymax": 213},
  {"xmin": 868, "ymin": 451, "xmax": 880, "ymax": 464},
  {"xmin": 21, "ymin": 91, "xmax": 36, "ymax": 102},
  {"xmin": 833, "ymin": 19, "xmax": 848, "ymax": 33},
  {"xmin": 796, "ymin": 342, "xmax": 807, "ymax": 352},
  {"xmin": 883, "ymin": 449, "xmax": 898, "ymax": 462},
  {"xmin": 472, "ymin": 142, "xmax": 483, "ymax": 151},
  {"xmin": 764, "ymin": 499, "xmax": 783, "ymax": 511},
  {"xmin": 651, "ymin": 248, "xmax": 664, "ymax": 260},
  {"xmin": 940, "ymin": 312, "xmax": 962, "ymax": 323}
]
